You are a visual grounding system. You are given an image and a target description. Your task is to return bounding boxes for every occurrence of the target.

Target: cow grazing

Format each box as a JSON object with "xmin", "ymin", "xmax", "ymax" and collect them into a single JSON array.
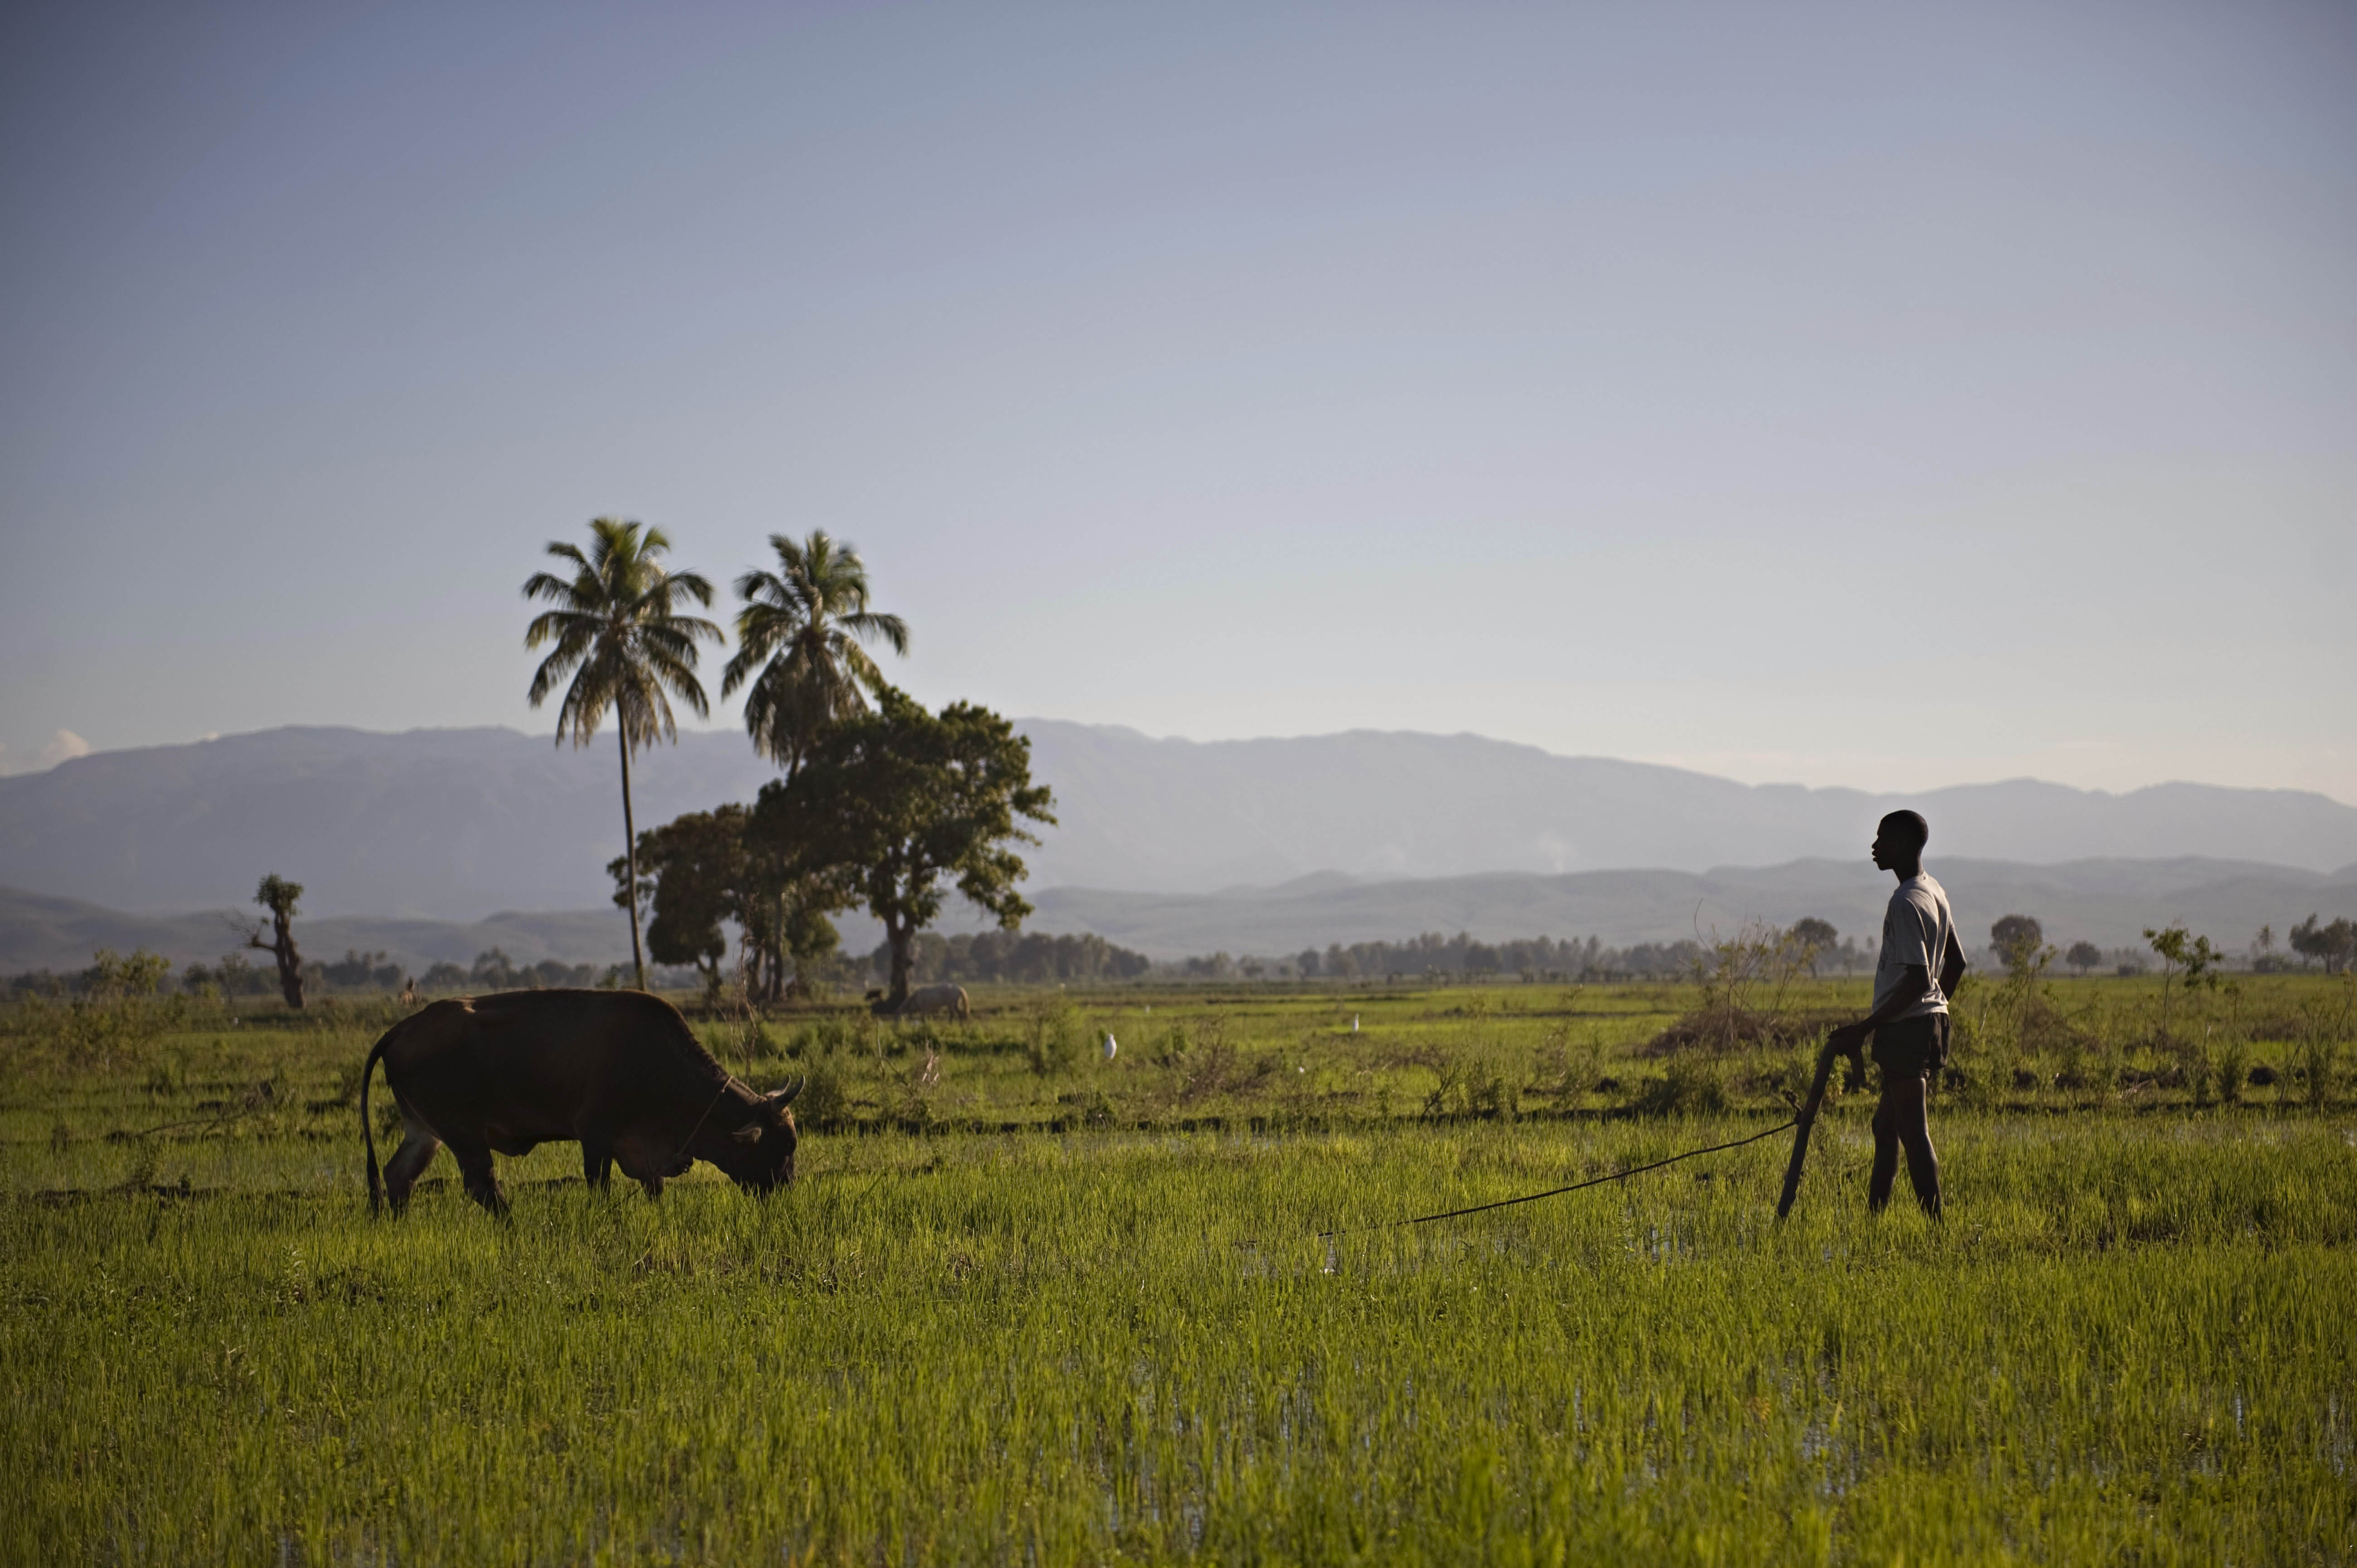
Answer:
[
  {"xmin": 883, "ymin": 983, "xmax": 970, "ymax": 1020},
  {"xmin": 358, "ymin": 989, "xmax": 802, "ymax": 1216}
]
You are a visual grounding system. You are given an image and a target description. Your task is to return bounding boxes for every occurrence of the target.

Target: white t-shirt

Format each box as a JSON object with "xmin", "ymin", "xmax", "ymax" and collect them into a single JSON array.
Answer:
[{"xmin": 1872, "ymin": 872, "xmax": 1954, "ymax": 1020}]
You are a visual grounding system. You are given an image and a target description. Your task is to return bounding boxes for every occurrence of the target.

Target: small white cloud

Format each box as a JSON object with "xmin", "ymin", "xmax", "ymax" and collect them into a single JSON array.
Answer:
[
  {"xmin": 34, "ymin": 730, "xmax": 91, "ymax": 770},
  {"xmin": 0, "ymin": 730, "xmax": 97, "ymax": 775}
]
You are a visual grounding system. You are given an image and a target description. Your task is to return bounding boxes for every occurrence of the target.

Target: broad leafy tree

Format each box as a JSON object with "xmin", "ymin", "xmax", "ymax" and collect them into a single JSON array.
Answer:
[
  {"xmin": 1991, "ymin": 914, "xmax": 2045, "ymax": 976},
  {"xmin": 2065, "ymin": 940, "xmax": 2104, "ymax": 975},
  {"xmin": 754, "ymin": 690, "xmax": 1053, "ymax": 1008},
  {"xmin": 1790, "ymin": 917, "xmax": 1838, "ymax": 976},
  {"xmin": 610, "ymin": 807, "xmax": 751, "ymax": 1002},
  {"xmin": 524, "ymin": 518, "xmax": 721, "ymax": 989},
  {"xmin": 611, "ymin": 806, "xmax": 849, "ymax": 1002}
]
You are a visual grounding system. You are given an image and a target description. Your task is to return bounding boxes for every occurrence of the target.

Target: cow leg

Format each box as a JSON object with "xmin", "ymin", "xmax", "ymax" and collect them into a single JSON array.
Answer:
[
  {"xmin": 611, "ymin": 1138, "xmax": 673, "ymax": 1201},
  {"xmin": 381, "ymin": 1108, "xmax": 443, "ymax": 1216},
  {"xmin": 582, "ymin": 1138, "xmax": 615, "ymax": 1191},
  {"xmin": 445, "ymin": 1138, "xmax": 509, "ymax": 1217}
]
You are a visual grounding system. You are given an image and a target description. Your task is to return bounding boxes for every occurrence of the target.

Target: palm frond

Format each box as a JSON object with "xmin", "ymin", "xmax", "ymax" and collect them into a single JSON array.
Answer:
[
  {"xmin": 837, "ymin": 610, "xmax": 911, "ymax": 655},
  {"xmin": 524, "ymin": 518, "xmax": 720, "ymax": 749}
]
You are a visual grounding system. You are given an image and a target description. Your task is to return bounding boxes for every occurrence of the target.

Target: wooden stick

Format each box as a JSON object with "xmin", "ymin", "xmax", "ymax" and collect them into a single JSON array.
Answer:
[{"xmin": 1775, "ymin": 1039, "xmax": 1842, "ymax": 1221}]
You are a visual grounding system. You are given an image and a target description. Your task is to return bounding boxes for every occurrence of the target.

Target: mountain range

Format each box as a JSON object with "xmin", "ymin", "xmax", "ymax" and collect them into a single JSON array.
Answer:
[
  {"xmin": 2, "ymin": 721, "xmax": 2352, "ymax": 972},
  {"xmin": 6, "ymin": 855, "xmax": 2352, "ymax": 973},
  {"xmin": 3, "ymin": 723, "xmax": 2355, "ymax": 920}
]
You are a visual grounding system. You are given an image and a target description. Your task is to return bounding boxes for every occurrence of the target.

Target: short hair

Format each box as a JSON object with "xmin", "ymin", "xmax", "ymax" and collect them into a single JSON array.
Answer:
[{"xmin": 1879, "ymin": 809, "xmax": 1929, "ymax": 851}]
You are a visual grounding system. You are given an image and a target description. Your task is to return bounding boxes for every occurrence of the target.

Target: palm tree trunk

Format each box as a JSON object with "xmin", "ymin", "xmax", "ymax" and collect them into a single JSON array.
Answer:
[
  {"xmin": 768, "ymin": 756, "xmax": 799, "ymax": 1005},
  {"xmin": 619, "ymin": 725, "xmax": 646, "ymax": 991}
]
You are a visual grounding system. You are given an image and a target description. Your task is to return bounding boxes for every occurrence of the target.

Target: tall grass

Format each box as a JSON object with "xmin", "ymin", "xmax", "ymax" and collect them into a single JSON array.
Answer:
[{"xmin": 1, "ymin": 979, "xmax": 2351, "ymax": 1562}]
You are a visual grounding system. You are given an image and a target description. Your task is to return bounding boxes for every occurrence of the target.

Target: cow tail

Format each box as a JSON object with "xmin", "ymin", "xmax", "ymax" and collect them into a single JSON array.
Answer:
[{"xmin": 360, "ymin": 1028, "xmax": 396, "ymax": 1216}]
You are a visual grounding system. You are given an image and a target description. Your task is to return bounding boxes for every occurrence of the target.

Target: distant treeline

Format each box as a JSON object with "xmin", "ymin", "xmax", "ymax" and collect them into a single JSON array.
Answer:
[
  {"xmin": 5, "ymin": 946, "xmax": 625, "ymax": 1001},
  {"xmin": 1184, "ymin": 932, "xmax": 1862, "ymax": 982},
  {"xmin": 871, "ymin": 930, "xmax": 1154, "ymax": 986}
]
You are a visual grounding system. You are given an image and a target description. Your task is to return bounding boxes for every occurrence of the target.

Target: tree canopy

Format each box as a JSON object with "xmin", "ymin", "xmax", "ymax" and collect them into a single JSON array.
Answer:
[
  {"xmin": 753, "ymin": 690, "xmax": 1053, "ymax": 1006},
  {"xmin": 610, "ymin": 805, "xmax": 843, "ymax": 1002},
  {"xmin": 2288, "ymin": 913, "xmax": 2355, "ymax": 973},
  {"xmin": 524, "ymin": 518, "xmax": 721, "ymax": 752},
  {"xmin": 1991, "ymin": 914, "xmax": 2045, "ymax": 975},
  {"xmin": 610, "ymin": 807, "xmax": 751, "ymax": 1000},
  {"xmin": 722, "ymin": 531, "xmax": 908, "ymax": 776}
]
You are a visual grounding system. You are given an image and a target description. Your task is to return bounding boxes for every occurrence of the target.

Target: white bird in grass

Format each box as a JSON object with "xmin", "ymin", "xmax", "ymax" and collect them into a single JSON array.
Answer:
[{"xmin": 1103, "ymin": 1032, "xmax": 1118, "ymax": 1061}]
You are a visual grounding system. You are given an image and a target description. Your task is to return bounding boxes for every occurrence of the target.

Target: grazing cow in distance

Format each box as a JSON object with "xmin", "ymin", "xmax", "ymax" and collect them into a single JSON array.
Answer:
[
  {"xmin": 358, "ymin": 989, "xmax": 802, "ymax": 1216},
  {"xmin": 881, "ymin": 983, "xmax": 970, "ymax": 1020}
]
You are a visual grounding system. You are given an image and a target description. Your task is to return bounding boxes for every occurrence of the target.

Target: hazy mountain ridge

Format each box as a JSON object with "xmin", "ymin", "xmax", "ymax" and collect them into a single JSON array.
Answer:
[
  {"xmin": 3, "ymin": 722, "xmax": 2355, "ymax": 922},
  {"xmin": 1028, "ymin": 856, "xmax": 2357, "ymax": 960},
  {"xmin": 0, "ymin": 883, "xmax": 637, "ymax": 976},
  {"xmin": 8, "ymin": 856, "xmax": 2352, "ymax": 973}
]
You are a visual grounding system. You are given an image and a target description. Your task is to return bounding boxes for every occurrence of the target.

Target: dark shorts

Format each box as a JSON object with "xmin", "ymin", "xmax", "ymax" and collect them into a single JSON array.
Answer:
[{"xmin": 1872, "ymin": 1013, "xmax": 1949, "ymax": 1077}]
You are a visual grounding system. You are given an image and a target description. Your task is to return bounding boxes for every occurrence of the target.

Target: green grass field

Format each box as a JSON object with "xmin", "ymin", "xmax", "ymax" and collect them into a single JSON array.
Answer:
[{"xmin": 4, "ymin": 976, "xmax": 2352, "ymax": 1563}]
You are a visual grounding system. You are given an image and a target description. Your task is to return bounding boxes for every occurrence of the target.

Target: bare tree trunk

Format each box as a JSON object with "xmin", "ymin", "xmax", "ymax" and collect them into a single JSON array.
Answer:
[
  {"xmin": 768, "ymin": 757, "xmax": 798, "ymax": 1006},
  {"xmin": 770, "ymin": 884, "xmax": 789, "ymax": 1004},
  {"xmin": 249, "ymin": 915, "xmax": 304, "ymax": 1010},
  {"xmin": 619, "ymin": 726, "xmax": 646, "ymax": 991},
  {"xmin": 887, "ymin": 920, "xmax": 914, "ymax": 1010}
]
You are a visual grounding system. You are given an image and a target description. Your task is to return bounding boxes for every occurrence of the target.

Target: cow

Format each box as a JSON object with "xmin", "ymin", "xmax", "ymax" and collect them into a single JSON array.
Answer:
[
  {"xmin": 358, "ymin": 988, "xmax": 802, "ymax": 1216},
  {"xmin": 881, "ymin": 983, "xmax": 970, "ymax": 1020}
]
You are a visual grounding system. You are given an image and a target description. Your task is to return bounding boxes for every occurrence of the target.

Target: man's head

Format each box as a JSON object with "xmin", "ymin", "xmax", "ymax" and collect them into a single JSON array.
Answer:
[{"xmin": 1872, "ymin": 810, "xmax": 1929, "ymax": 875}]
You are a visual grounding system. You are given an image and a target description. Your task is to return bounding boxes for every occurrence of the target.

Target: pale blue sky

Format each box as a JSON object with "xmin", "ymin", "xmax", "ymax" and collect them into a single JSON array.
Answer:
[{"xmin": 4, "ymin": 1, "xmax": 2353, "ymax": 798}]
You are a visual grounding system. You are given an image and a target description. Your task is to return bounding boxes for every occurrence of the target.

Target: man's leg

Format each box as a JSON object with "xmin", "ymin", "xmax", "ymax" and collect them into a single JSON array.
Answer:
[
  {"xmin": 1869, "ymin": 1083, "xmax": 1901, "ymax": 1212},
  {"xmin": 1879, "ymin": 1069, "xmax": 1941, "ymax": 1219}
]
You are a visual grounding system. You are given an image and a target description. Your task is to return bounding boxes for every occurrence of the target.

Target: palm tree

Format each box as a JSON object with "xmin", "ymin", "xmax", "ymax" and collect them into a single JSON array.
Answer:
[
  {"xmin": 524, "ymin": 518, "xmax": 722, "ymax": 990},
  {"xmin": 722, "ymin": 531, "xmax": 910, "ymax": 778},
  {"xmin": 723, "ymin": 531, "xmax": 907, "ymax": 999}
]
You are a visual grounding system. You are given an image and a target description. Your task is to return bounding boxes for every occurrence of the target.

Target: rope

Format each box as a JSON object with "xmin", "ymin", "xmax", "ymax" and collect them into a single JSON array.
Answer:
[
  {"xmin": 1318, "ymin": 1117, "xmax": 1799, "ymax": 1239},
  {"xmin": 661, "ymin": 1078, "xmax": 739, "ymax": 1176}
]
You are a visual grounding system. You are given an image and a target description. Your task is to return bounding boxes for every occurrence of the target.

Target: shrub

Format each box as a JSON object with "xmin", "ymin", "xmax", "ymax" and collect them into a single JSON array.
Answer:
[
  {"xmin": 1151, "ymin": 1016, "xmax": 1268, "ymax": 1104},
  {"xmin": 795, "ymin": 1063, "xmax": 850, "ymax": 1129},
  {"xmin": 1469, "ymin": 1071, "xmax": 1519, "ymax": 1121},
  {"xmin": 2213, "ymin": 1022, "xmax": 2250, "ymax": 1106},
  {"xmin": 1025, "ymin": 997, "xmax": 1083, "ymax": 1076},
  {"xmin": 1633, "ymin": 1057, "xmax": 1729, "ymax": 1117}
]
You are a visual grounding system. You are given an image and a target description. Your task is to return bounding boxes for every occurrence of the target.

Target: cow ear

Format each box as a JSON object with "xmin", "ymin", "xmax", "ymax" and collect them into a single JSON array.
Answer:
[
  {"xmin": 731, "ymin": 1124, "xmax": 763, "ymax": 1144},
  {"xmin": 767, "ymin": 1076, "xmax": 804, "ymax": 1108}
]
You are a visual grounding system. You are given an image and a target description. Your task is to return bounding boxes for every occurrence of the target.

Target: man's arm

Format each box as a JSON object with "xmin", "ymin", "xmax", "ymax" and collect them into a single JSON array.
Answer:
[
  {"xmin": 1939, "ymin": 928, "xmax": 1968, "ymax": 1002},
  {"xmin": 1828, "ymin": 969, "xmax": 1927, "ymax": 1054}
]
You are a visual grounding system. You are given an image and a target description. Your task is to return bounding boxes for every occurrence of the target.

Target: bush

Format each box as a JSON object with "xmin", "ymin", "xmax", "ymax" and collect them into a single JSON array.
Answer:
[
  {"xmin": 1632, "ymin": 1057, "xmax": 1729, "ymax": 1118},
  {"xmin": 9, "ymin": 949, "xmax": 188, "ymax": 1068},
  {"xmin": 1469, "ymin": 1071, "xmax": 1520, "ymax": 1121},
  {"xmin": 1025, "ymin": 997, "xmax": 1083, "ymax": 1076},
  {"xmin": 795, "ymin": 1064, "xmax": 849, "ymax": 1129},
  {"xmin": 1152, "ymin": 1017, "xmax": 1265, "ymax": 1103}
]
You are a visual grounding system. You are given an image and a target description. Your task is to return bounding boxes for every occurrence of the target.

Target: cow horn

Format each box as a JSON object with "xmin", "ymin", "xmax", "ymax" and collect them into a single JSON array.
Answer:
[
  {"xmin": 731, "ymin": 1124, "xmax": 764, "ymax": 1144},
  {"xmin": 767, "ymin": 1077, "xmax": 804, "ymax": 1108}
]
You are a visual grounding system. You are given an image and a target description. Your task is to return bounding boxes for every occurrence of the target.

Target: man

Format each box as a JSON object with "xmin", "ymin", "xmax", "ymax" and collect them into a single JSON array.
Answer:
[{"xmin": 1827, "ymin": 809, "xmax": 1967, "ymax": 1219}]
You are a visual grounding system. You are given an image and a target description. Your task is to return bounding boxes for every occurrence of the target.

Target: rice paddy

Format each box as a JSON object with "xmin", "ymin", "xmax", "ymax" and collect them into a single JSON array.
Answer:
[{"xmin": 3, "ymin": 977, "xmax": 2351, "ymax": 1563}]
